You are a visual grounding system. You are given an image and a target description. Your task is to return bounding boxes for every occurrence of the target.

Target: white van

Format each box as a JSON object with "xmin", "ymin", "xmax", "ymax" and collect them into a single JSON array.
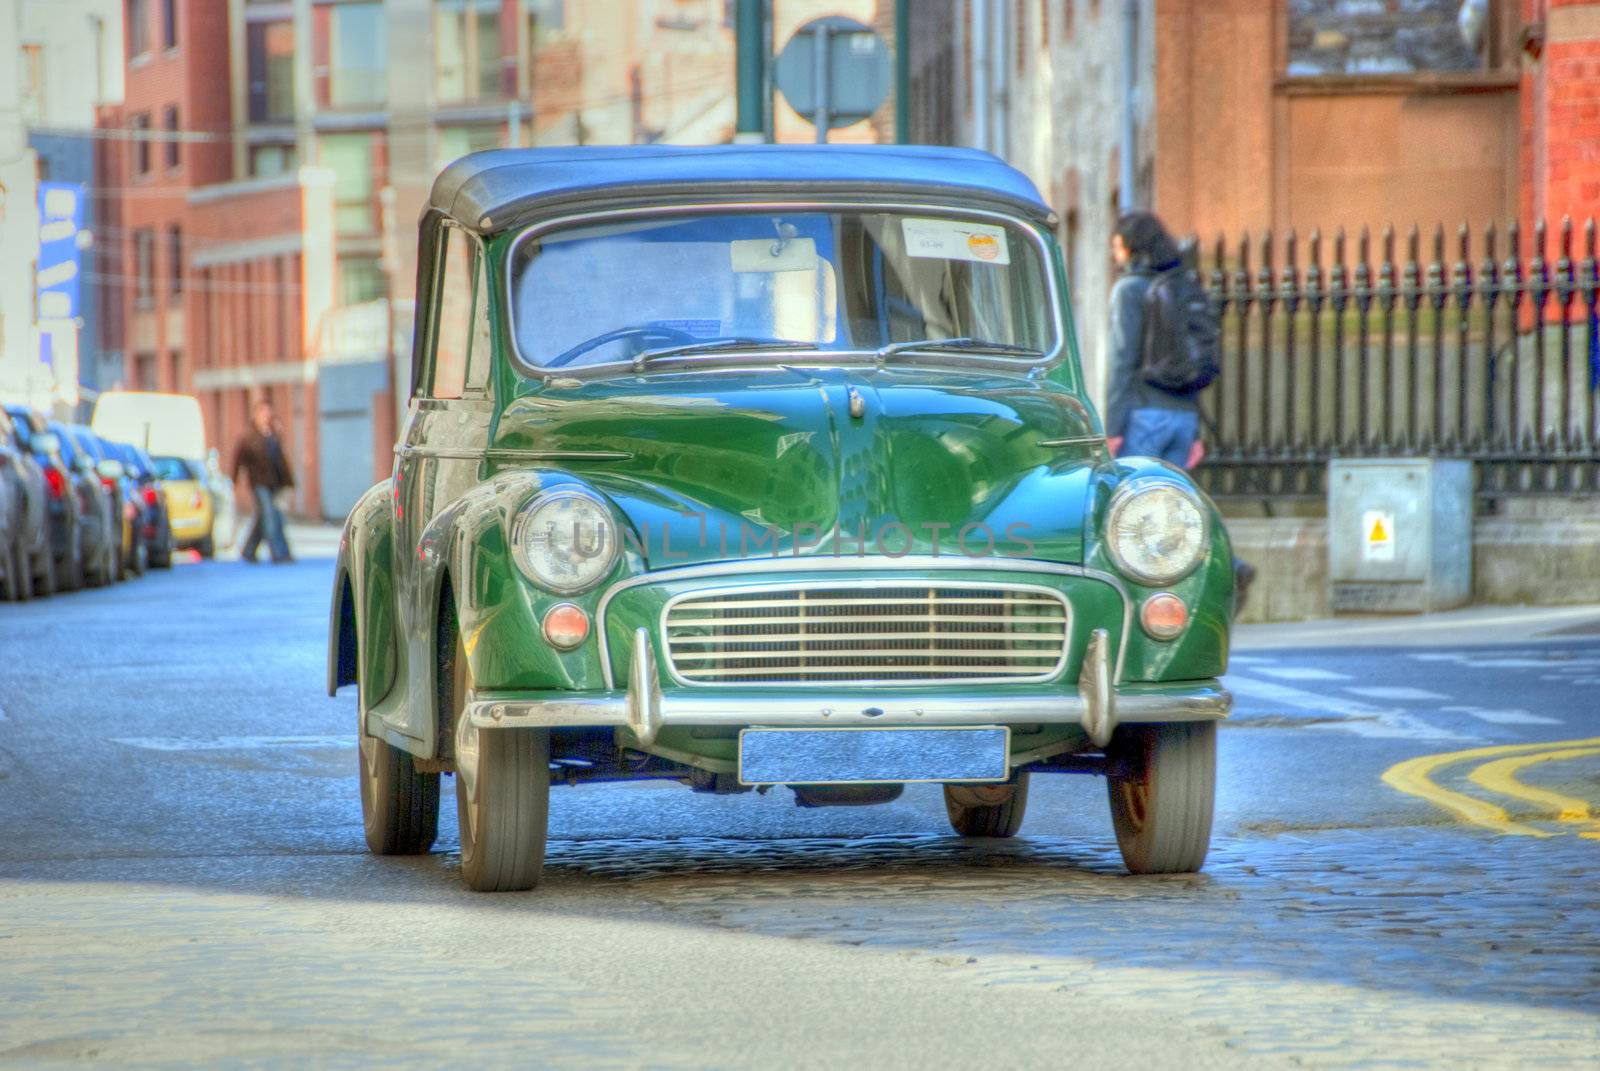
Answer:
[{"xmin": 92, "ymin": 392, "xmax": 236, "ymax": 553}]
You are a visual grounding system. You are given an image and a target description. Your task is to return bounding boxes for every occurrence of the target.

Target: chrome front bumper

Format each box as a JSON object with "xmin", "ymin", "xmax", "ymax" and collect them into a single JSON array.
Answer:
[{"xmin": 465, "ymin": 628, "xmax": 1230, "ymax": 748}]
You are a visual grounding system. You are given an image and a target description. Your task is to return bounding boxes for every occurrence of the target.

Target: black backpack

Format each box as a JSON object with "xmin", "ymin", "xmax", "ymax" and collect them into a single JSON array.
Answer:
[{"xmin": 1138, "ymin": 265, "xmax": 1221, "ymax": 393}]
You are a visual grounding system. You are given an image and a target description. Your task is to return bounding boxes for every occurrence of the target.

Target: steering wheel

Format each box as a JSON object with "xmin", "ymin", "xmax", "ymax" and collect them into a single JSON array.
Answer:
[{"xmin": 544, "ymin": 325, "xmax": 698, "ymax": 369}]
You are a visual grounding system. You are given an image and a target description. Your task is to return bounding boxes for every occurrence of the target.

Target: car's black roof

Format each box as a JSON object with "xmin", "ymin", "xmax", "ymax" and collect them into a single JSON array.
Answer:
[{"xmin": 428, "ymin": 145, "xmax": 1053, "ymax": 234}]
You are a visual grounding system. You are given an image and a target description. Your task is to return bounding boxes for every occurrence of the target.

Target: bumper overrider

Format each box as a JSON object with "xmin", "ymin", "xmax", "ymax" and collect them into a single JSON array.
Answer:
[{"xmin": 464, "ymin": 626, "xmax": 1230, "ymax": 750}]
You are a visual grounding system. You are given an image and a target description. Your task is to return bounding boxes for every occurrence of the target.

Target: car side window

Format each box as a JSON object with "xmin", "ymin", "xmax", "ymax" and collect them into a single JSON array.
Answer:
[{"xmin": 430, "ymin": 228, "xmax": 491, "ymax": 400}]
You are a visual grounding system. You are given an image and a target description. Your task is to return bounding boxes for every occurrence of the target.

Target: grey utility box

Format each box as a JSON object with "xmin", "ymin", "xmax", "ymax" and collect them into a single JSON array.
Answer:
[{"xmin": 1328, "ymin": 459, "xmax": 1473, "ymax": 613}]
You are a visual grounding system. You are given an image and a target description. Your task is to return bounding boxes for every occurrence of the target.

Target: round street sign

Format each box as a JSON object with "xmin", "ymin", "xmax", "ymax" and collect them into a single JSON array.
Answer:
[{"xmin": 773, "ymin": 16, "xmax": 891, "ymax": 138}]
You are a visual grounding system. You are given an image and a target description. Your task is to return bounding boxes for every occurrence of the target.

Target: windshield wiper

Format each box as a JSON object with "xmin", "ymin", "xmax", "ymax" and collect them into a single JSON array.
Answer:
[
  {"xmin": 631, "ymin": 337, "xmax": 817, "ymax": 371},
  {"xmin": 875, "ymin": 337, "xmax": 1044, "ymax": 363}
]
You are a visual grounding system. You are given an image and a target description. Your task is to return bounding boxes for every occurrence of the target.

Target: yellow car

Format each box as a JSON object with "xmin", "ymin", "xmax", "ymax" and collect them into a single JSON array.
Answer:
[{"xmin": 151, "ymin": 456, "xmax": 215, "ymax": 557}]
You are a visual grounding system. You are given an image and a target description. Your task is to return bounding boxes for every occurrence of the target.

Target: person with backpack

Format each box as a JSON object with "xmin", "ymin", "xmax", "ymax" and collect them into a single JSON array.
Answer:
[
  {"xmin": 1103, "ymin": 211, "xmax": 1219, "ymax": 467},
  {"xmin": 1104, "ymin": 211, "xmax": 1255, "ymax": 609}
]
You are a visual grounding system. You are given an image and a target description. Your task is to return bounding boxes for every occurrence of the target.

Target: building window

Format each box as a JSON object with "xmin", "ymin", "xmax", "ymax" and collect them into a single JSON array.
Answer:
[
  {"xmin": 338, "ymin": 256, "xmax": 387, "ymax": 306},
  {"xmin": 20, "ymin": 44, "xmax": 44, "ymax": 124},
  {"xmin": 247, "ymin": 19, "xmax": 295, "ymax": 122},
  {"xmin": 128, "ymin": 0, "xmax": 150, "ymax": 58},
  {"xmin": 321, "ymin": 133, "xmax": 375, "ymax": 234},
  {"xmin": 249, "ymin": 143, "xmax": 296, "ymax": 177},
  {"xmin": 161, "ymin": 0, "xmax": 176, "ymax": 49},
  {"xmin": 436, "ymin": 124, "xmax": 501, "ymax": 169},
  {"xmin": 437, "ymin": 0, "xmax": 503, "ymax": 103},
  {"xmin": 168, "ymin": 226, "xmax": 183, "ymax": 296},
  {"xmin": 327, "ymin": 2, "xmax": 386, "ymax": 108},
  {"xmin": 527, "ymin": 0, "xmax": 564, "ymax": 34},
  {"xmin": 133, "ymin": 230, "xmax": 155, "ymax": 308},
  {"xmin": 163, "ymin": 105, "xmax": 180, "ymax": 169},
  {"xmin": 134, "ymin": 352, "xmax": 158, "ymax": 390},
  {"xmin": 1287, "ymin": 0, "xmax": 1494, "ymax": 77},
  {"xmin": 131, "ymin": 113, "xmax": 151, "ymax": 175}
]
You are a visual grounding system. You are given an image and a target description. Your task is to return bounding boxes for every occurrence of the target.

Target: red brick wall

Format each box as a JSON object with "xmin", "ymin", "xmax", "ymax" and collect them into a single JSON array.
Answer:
[
  {"xmin": 1524, "ymin": 0, "xmax": 1600, "ymax": 245},
  {"xmin": 99, "ymin": 0, "xmax": 232, "ymax": 397},
  {"xmin": 186, "ymin": 182, "xmax": 320, "ymax": 516}
]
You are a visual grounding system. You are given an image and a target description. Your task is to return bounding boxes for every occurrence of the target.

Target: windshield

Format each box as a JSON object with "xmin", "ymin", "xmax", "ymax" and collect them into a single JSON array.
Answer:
[
  {"xmin": 151, "ymin": 456, "xmax": 198, "ymax": 481},
  {"xmin": 509, "ymin": 210, "xmax": 1055, "ymax": 371}
]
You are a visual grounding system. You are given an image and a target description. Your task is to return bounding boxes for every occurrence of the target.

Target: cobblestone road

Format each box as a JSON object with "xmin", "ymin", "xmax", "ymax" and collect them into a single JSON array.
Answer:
[{"xmin": 1, "ymin": 557, "xmax": 1597, "ymax": 1068}]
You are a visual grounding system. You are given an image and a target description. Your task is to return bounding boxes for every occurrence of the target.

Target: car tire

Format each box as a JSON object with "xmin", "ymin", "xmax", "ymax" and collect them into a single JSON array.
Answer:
[
  {"xmin": 58, "ymin": 543, "xmax": 82, "ymax": 592},
  {"xmin": 3, "ymin": 541, "xmax": 26, "ymax": 601},
  {"xmin": 32, "ymin": 544, "xmax": 55, "ymax": 598},
  {"xmin": 943, "ymin": 771, "xmax": 1029, "ymax": 837},
  {"xmin": 1106, "ymin": 722, "xmax": 1216, "ymax": 875},
  {"xmin": 358, "ymin": 723, "xmax": 440, "ymax": 857},
  {"xmin": 197, "ymin": 536, "xmax": 214, "ymax": 559},
  {"xmin": 453, "ymin": 634, "xmax": 549, "ymax": 892}
]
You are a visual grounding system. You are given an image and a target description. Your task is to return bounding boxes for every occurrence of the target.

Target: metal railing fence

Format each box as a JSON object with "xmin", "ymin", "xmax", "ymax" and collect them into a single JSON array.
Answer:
[{"xmin": 1191, "ymin": 218, "xmax": 1600, "ymax": 499}]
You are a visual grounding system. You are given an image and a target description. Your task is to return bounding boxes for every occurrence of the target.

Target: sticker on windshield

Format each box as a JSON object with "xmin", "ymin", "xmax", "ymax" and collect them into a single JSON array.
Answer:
[
  {"xmin": 649, "ymin": 319, "xmax": 722, "ymax": 338},
  {"xmin": 902, "ymin": 219, "xmax": 1011, "ymax": 266}
]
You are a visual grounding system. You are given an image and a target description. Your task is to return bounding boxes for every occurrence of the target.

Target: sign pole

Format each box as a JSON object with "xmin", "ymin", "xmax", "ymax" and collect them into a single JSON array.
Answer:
[
  {"xmin": 894, "ymin": 0, "xmax": 909, "ymax": 143},
  {"xmin": 735, "ymin": 0, "xmax": 766, "ymax": 142},
  {"xmin": 812, "ymin": 23, "xmax": 831, "ymax": 144}
]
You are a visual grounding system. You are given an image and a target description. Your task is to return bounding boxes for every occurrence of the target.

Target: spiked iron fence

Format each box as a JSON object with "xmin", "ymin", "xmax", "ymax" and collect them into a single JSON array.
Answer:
[{"xmin": 1192, "ymin": 218, "xmax": 1600, "ymax": 499}]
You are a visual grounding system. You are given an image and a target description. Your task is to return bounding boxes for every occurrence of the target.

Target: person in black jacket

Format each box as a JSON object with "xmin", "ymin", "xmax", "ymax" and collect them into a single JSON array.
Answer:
[
  {"xmin": 231, "ymin": 400, "xmax": 294, "ymax": 564},
  {"xmin": 1103, "ymin": 212, "xmax": 1204, "ymax": 467},
  {"xmin": 1104, "ymin": 211, "xmax": 1255, "ymax": 610}
]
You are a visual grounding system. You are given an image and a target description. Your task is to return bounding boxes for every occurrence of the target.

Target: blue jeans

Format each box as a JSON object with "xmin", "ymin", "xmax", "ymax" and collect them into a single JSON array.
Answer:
[
  {"xmin": 1120, "ymin": 407, "xmax": 1199, "ymax": 468},
  {"xmin": 242, "ymin": 486, "xmax": 291, "ymax": 562}
]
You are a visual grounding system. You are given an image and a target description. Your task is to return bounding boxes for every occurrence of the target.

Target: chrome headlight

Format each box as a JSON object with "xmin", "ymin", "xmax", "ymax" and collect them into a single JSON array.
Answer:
[
  {"xmin": 1105, "ymin": 480, "xmax": 1208, "ymax": 586},
  {"xmin": 509, "ymin": 490, "xmax": 618, "ymax": 594}
]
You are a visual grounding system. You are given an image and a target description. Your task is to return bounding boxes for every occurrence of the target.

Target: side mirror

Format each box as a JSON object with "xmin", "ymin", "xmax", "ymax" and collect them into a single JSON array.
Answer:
[
  {"xmin": 33, "ymin": 431, "xmax": 60, "ymax": 455},
  {"xmin": 97, "ymin": 459, "xmax": 125, "ymax": 480}
]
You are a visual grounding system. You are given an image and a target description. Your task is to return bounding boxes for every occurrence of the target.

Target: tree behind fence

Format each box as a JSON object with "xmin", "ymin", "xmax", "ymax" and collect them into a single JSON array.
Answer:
[{"xmin": 1194, "ymin": 218, "xmax": 1600, "ymax": 499}]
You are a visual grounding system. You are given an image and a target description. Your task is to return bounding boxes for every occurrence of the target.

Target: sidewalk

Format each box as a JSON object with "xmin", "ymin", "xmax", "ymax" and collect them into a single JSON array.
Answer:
[
  {"xmin": 208, "ymin": 519, "xmax": 343, "ymax": 562},
  {"xmin": 1234, "ymin": 602, "xmax": 1600, "ymax": 651}
]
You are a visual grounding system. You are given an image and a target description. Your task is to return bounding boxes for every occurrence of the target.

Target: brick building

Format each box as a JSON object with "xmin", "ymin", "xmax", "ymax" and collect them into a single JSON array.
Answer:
[
  {"xmin": 98, "ymin": 0, "xmax": 232, "ymax": 399},
  {"xmin": 93, "ymin": 0, "xmax": 892, "ymax": 520}
]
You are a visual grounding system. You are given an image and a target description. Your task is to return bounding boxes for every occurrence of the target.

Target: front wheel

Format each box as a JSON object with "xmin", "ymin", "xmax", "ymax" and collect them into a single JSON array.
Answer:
[
  {"xmin": 453, "ymin": 635, "xmax": 549, "ymax": 892},
  {"xmin": 944, "ymin": 771, "xmax": 1029, "ymax": 837},
  {"xmin": 1106, "ymin": 722, "xmax": 1216, "ymax": 875},
  {"xmin": 359, "ymin": 721, "xmax": 440, "ymax": 855}
]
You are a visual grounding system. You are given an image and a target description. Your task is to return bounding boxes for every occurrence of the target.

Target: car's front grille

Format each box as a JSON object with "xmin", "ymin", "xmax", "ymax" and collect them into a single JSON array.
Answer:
[{"xmin": 662, "ymin": 583, "xmax": 1070, "ymax": 685}]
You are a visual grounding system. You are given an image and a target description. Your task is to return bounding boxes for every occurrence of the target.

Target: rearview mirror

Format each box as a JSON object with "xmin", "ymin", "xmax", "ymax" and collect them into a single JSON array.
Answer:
[
  {"xmin": 32, "ymin": 431, "xmax": 60, "ymax": 455},
  {"xmin": 97, "ymin": 459, "xmax": 125, "ymax": 480}
]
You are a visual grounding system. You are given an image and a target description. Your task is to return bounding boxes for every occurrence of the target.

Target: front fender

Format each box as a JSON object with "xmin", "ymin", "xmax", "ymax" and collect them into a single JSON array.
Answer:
[
  {"xmin": 1084, "ymin": 457, "xmax": 1233, "ymax": 682},
  {"xmin": 415, "ymin": 470, "xmax": 622, "ymax": 697},
  {"xmin": 328, "ymin": 480, "xmax": 400, "ymax": 703}
]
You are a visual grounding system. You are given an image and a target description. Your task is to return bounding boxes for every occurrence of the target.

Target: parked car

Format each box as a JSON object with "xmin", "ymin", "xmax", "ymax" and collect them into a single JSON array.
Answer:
[
  {"xmin": 0, "ymin": 409, "xmax": 31, "ymax": 600},
  {"xmin": 108, "ymin": 442, "xmax": 174, "ymax": 569},
  {"xmin": 6, "ymin": 406, "xmax": 88, "ymax": 591},
  {"xmin": 148, "ymin": 455, "xmax": 214, "ymax": 557},
  {"xmin": 92, "ymin": 391, "xmax": 219, "ymax": 558},
  {"xmin": 63, "ymin": 425, "xmax": 138, "ymax": 580},
  {"xmin": 0, "ymin": 406, "xmax": 56, "ymax": 598},
  {"xmin": 46, "ymin": 419, "xmax": 119, "ymax": 587},
  {"xmin": 328, "ymin": 146, "xmax": 1235, "ymax": 892}
]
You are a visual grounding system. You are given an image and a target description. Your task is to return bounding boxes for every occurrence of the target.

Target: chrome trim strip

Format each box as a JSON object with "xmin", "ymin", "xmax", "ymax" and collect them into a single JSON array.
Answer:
[
  {"xmin": 1037, "ymin": 436, "xmax": 1105, "ymax": 448},
  {"xmin": 503, "ymin": 200, "xmax": 1068, "ymax": 381},
  {"xmin": 394, "ymin": 444, "xmax": 633, "ymax": 462},
  {"xmin": 657, "ymin": 578, "xmax": 1072, "ymax": 688},
  {"xmin": 595, "ymin": 556, "xmax": 1135, "ymax": 690}
]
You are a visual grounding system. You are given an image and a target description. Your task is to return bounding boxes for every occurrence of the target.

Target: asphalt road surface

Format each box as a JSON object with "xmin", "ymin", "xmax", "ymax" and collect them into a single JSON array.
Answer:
[{"xmin": 2, "ymin": 545, "xmax": 1598, "ymax": 1068}]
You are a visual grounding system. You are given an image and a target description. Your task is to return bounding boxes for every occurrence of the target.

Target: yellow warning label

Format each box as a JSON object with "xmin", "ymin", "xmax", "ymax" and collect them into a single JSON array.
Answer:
[{"xmin": 1362, "ymin": 509, "xmax": 1395, "ymax": 562}]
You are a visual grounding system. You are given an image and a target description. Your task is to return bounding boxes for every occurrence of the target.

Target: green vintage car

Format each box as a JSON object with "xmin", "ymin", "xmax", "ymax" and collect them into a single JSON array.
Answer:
[{"xmin": 328, "ymin": 145, "xmax": 1233, "ymax": 892}]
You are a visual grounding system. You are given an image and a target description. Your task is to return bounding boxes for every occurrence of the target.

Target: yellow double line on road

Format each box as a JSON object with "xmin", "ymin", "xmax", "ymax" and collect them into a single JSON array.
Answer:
[{"xmin": 1381, "ymin": 737, "xmax": 1600, "ymax": 838}]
